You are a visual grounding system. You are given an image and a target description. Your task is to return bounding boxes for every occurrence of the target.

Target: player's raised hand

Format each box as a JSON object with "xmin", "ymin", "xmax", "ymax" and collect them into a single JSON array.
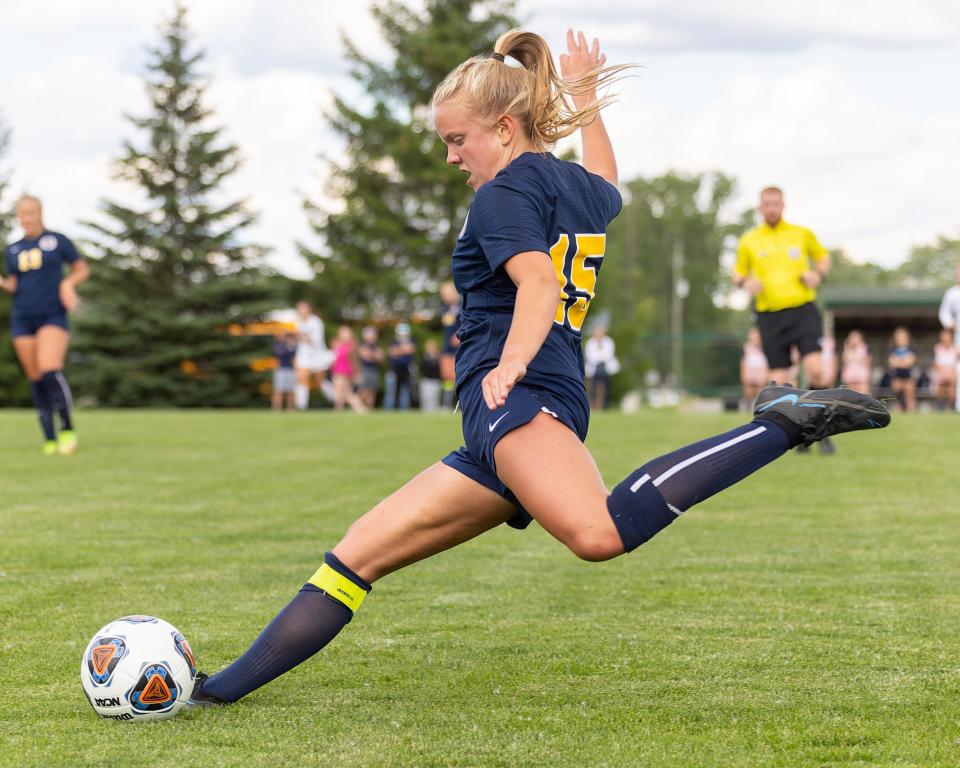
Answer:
[
  {"xmin": 481, "ymin": 359, "xmax": 527, "ymax": 410},
  {"xmin": 559, "ymin": 29, "xmax": 606, "ymax": 108}
]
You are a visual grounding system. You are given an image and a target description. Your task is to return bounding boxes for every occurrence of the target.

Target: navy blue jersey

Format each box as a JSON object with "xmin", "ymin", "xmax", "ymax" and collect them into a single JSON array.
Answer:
[
  {"xmin": 451, "ymin": 152, "xmax": 621, "ymax": 391},
  {"xmin": 5, "ymin": 231, "xmax": 80, "ymax": 317},
  {"xmin": 273, "ymin": 339, "xmax": 297, "ymax": 369}
]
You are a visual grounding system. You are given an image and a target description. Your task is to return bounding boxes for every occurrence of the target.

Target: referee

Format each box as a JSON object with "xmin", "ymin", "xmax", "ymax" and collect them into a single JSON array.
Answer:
[{"xmin": 734, "ymin": 186, "xmax": 835, "ymax": 453}]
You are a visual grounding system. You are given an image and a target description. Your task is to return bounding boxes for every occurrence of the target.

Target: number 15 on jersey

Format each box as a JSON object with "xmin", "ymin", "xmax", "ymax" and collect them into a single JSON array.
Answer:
[{"xmin": 549, "ymin": 233, "xmax": 605, "ymax": 332}]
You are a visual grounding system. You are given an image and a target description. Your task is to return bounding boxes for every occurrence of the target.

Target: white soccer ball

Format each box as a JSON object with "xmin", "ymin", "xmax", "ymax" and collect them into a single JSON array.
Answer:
[{"xmin": 80, "ymin": 615, "xmax": 197, "ymax": 721}]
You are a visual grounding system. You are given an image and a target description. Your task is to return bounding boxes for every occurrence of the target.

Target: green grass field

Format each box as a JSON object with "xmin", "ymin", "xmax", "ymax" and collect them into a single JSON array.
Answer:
[{"xmin": 1, "ymin": 408, "xmax": 958, "ymax": 767}]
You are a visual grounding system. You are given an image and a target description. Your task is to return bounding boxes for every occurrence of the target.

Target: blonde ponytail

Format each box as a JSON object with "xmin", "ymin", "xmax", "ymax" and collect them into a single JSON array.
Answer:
[{"xmin": 432, "ymin": 29, "xmax": 629, "ymax": 151}]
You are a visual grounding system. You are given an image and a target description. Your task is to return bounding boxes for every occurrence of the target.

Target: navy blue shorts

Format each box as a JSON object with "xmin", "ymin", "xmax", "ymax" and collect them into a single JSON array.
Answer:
[
  {"xmin": 442, "ymin": 380, "xmax": 588, "ymax": 530},
  {"xmin": 11, "ymin": 311, "xmax": 69, "ymax": 338}
]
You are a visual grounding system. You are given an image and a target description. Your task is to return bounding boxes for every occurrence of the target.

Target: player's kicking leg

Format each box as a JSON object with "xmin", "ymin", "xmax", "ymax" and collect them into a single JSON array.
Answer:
[
  {"xmin": 496, "ymin": 383, "xmax": 890, "ymax": 560},
  {"xmin": 190, "ymin": 463, "xmax": 515, "ymax": 705}
]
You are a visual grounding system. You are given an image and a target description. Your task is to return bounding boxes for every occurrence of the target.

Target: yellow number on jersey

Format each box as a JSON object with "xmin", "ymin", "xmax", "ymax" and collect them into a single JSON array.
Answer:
[
  {"xmin": 17, "ymin": 248, "xmax": 43, "ymax": 272},
  {"xmin": 549, "ymin": 233, "xmax": 606, "ymax": 332}
]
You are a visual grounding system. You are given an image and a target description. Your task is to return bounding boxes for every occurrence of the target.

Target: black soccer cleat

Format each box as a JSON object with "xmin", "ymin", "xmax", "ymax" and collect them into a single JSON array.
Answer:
[
  {"xmin": 187, "ymin": 672, "xmax": 227, "ymax": 708},
  {"xmin": 753, "ymin": 384, "xmax": 890, "ymax": 446}
]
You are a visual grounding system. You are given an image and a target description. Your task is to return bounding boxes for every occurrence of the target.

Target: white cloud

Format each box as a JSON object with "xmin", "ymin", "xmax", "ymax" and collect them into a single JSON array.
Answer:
[
  {"xmin": 2, "ymin": 0, "xmax": 959, "ymax": 279},
  {"xmin": 601, "ymin": 60, "xmax": 960, "ymax": 267},
  {"xmin": 526, "ymin": 0, "xmax": 960, "ymax": 51}
]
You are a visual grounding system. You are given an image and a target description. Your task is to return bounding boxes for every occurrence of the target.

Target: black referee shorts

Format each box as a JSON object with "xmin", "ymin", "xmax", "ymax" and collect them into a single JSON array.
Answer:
[{"xmin": 755, "ymin": 302, "xmax": 823, "ymax": 370}]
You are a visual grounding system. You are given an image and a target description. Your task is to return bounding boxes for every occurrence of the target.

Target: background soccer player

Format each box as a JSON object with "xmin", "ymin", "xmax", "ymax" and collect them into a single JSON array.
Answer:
[
  {"xmin": 189, "ymin": 29, "xmax": 889, "ymax": 707},
  {"xmin": 1, "ymin": 195, "xmax": 88, "ymax": 454},
  {"xmin": 733, "ymin": 187, "xmax": 836, "ymax": 452}
]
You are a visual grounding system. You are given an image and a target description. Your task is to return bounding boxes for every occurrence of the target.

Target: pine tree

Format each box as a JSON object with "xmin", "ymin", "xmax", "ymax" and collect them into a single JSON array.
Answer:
[
  {"xmin": 300, "ymin": 0, "xmax": 517, "ymax": 320},
  {"xmin": 0, "ymin": 112, "xmax": 29, "ymax": 405},
  {"xmin": 74, "ymin": 3, "xmax": 280, "ymax": 407}
]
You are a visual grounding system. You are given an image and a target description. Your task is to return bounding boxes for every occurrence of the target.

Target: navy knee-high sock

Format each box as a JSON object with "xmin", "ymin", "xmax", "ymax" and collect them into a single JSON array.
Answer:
[
  {"xmin": 202, "ymin": 553, "xmax": 372, "ymax": 703},
  {"xmin": 606, "ymin": 420, "xmax": 793, "ymax": 552},
  {"xmin": 41, "ymin": 370, "xmax": 73, "ymax": 430},
  {"xmin": 30, "ymin": 380, "xmax": 56, "ymax": 442}
]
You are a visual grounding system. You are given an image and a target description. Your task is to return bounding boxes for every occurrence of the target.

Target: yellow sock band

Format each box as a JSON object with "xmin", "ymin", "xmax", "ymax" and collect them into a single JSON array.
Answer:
[{"xmin": 308, "ymin": 563, "xmax": 368, "ymax": 612}]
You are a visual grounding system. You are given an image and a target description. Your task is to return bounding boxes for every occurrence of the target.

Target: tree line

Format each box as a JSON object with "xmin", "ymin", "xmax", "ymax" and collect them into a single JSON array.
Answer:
[{"xmin": 1, "ymin": 0, "xmax": 957, "ymax": 407}]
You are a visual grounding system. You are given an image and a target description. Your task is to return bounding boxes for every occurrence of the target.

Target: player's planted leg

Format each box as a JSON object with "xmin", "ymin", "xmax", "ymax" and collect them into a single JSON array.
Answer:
[
  {"xmin": 192, "ymin": 553, "xmax": 370, "ymax": 705},
  {"xmin": 30, "ymin": 379, "xmax": 57, "ymax": 453},
  {"xmin": 191, "ymin": 464, "xmax": 514, "ymax": 705}
]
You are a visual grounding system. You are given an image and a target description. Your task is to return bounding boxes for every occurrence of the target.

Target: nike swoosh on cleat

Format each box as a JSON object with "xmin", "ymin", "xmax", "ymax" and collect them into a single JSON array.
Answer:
[
  {"xmin": 488, "ymin": 412, "xmax": 510, "ymax": 432},
  {"xmin": 757, "ymin": 394, "xmax": 797, "ymax": 411},
  {"xmin": 799, "ymin": 403, "xmax": 827, "ymax": 409}
]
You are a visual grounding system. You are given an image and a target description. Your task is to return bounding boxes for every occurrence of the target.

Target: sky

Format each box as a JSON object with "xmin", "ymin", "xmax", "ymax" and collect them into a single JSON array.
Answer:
[{"xmin": 2, "ymin": 0, "xmax": 959, "ymax": 278}]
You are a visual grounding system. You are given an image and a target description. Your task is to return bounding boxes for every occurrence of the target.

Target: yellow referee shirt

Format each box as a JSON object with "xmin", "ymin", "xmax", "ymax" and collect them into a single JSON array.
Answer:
[{"xmin": 734, "ymin": 220, "xmax": 828, "ymax": 312}]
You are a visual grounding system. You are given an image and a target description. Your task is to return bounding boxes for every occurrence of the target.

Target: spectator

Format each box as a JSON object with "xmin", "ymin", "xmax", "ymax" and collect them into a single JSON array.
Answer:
[
  {"xmin": 357, "ymin": 326, "xmax": 384, "ymax": 410},
  {"xmin": 584, "ymin": 324, "xmax": 619, "ymax": 410},
  {"xmin": 840, "ymin": 330, "xmax": 872, "ymax": 395},
  {"xmin": 439, "ymin": 281, "xmax": 461, "ymax": 409},
  {"xmin": 938, "ymin": 264, "xmax": 960, "ymax": 412},
  {"xmin": 419, "ymin": 338, "xmax": 443, "ymax": 412},
  {"xmin": 888, "ymin": 326, "xmax": 917, "ymax": 412},
  {"xmin": 385, "ymin": 323, "xmax": 416, "ymax": 411},
  {"xmin": 739, "ymin": 327, "xmax": 769, "ymax": 409},
  {"xmin": 294, "ymin": 300, "xmax": 335, "ymax": 410},
  {"xmin": 272, "ymin": 331, "xmax": 297, "ymax": 411},
  {"xmin": 330, "ymin": 325, "xmax": 368, "ymax": 413},
  {"xmin": 820, "ymin": 333, "xmax": 837, "ymax": 386},
  {"xmin": 932, "ymin": 328, "xmax": 957, "ymax": 411}
]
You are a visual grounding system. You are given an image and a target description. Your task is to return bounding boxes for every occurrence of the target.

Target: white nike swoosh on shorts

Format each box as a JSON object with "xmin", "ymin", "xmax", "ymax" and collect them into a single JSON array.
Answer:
[{"xmin": 488, "ymin": 412, "xmax": 510, "ymax": 432}]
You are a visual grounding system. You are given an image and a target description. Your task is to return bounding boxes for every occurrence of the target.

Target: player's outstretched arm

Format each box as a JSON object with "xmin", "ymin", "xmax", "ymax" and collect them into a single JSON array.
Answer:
[{"xmin": 559, "ymin": 29, "xmax": 617, "ymax": 186}]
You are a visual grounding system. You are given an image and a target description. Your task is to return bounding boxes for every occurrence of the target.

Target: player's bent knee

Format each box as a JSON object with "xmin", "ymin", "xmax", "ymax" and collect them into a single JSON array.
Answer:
[{"xmin": 562, "ymin": 527, "xmax": 624, "ymax": 562}]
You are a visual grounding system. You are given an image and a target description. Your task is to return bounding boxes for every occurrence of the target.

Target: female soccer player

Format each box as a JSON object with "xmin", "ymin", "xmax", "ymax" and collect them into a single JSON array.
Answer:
[
  {"xmin": 1, "ymin": 195, "xmax": 88, "ymax": 454},
  {"xmin": 190, "ymin": 29, "xmax": 890, "ymax": 706}
]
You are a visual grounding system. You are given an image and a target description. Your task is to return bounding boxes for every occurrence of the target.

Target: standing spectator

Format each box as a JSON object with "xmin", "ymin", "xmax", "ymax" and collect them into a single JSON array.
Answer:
[
  {"xmin": 733, "ymin": 186, "xmax": 835, "ymax": 453},
  {"xmin": 1, "ymin": 194, "xmax": 88, "ymax": 455},
  {"xmin": 439, "ymin": 281, "xmax": 461, "ymax": 409},
  {"xmin": 938, "ymin": 264, "xmax": 960, "ymax": 412},
  {"xmin": 584, "ymin": 324, "xmax": 619, "ymax": 410},
  {"xmin": 330, "ymin": 325, "xmax": 368, "ymax": 413},
  {"xmin": 357, "ymin": 326, "xmax": 384, "ymax": 410},
  {"xmin": 419, "ymin": 339, "xmax": 443, "ymax": 412},
  {"xmin": 820, "ymin": 333, "xmax": 837, "ymax": 387},
  {"xmin": 739, "ymin": 327, "xmax": 769, "ymax": 408},
  {"xmin": 932, "ymin": 328, "xmax": 957, "ymax": 411},
  {"xmin": 385, "ymin": 323, "xmax": 416, "ymax": 411},
  {"xmin": 293, "ymin": 301, "xmax": 335, "ymax": 411},
  {"xmin": 888, "ymin": 326, "xmax": 917, "ymax": 412},
  {"xmin": 840, "ymin": 330, "xmax": 872, "ymax": 395},
  {"xmin": 272, "ymin": 331, "xmax": 297, "ymax": 411}
]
